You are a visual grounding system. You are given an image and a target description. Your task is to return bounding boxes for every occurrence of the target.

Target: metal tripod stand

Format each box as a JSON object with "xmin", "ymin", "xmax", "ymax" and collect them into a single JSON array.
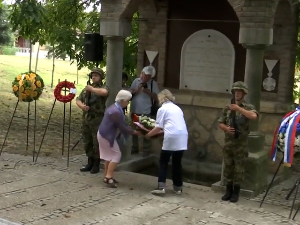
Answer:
[{"xmin": 286, "ymin": 179, "xmax": 300, "ymax": 220}]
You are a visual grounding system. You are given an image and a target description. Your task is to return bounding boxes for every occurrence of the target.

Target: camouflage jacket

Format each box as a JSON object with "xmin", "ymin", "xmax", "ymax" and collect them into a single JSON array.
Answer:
[
  {"xmin": 218, "ymin": 101, "xmax": 258, "ymax": 142},
  {"xmin": 76, "ymin": 82, "xmax": 109, "ymax": 120}
]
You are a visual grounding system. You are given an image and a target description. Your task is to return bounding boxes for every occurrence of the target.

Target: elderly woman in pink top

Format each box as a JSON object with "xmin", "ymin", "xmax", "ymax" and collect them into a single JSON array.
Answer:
[{"xmin": 97, "ymin": 90, "xmax": 141, "ymax": 188}]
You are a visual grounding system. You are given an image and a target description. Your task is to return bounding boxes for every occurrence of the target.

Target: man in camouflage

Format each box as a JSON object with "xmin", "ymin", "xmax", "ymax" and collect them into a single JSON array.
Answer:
[
  {"xmin": 218, "ymin": 81, "xmax": 258, "ymax": 203},
  {"xmin": 76, "ymin": 68, "xmax": 109, "ymax": 174}
]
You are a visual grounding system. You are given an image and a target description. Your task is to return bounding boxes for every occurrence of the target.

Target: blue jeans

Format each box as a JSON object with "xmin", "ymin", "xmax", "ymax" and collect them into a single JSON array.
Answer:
[{"xmin": 158, "ymin": 150, "xmax": 184, "ymax": 191}]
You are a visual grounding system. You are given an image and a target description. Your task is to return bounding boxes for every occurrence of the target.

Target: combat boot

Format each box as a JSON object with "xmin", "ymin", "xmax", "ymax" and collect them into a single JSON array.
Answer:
[
  {"xmin": 80, "ymin": 157, "xmax": 93, "ymax": 172},
  {"xmin": 230, "ymin": 184, "xmax": 240, "ymax": 203},
  {"xmin": 90, "ymin": 158, "xmax": 100, "ymax": 174},
  {"xmin": 221, "ymin": 183, "xmax": 233, "ymax": 201}
]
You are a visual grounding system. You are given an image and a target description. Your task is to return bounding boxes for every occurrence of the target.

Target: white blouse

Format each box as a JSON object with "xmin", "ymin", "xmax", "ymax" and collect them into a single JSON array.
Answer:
[{"xmin": 155, "ymin": 101, "xmax": 188, "ymax": 151}]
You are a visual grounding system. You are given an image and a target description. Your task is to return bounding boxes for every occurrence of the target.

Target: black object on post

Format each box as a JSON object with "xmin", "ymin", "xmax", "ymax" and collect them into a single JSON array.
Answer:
[{"xmin": 84, "ymin": 33, "xmax": 104, "ymax": 62}]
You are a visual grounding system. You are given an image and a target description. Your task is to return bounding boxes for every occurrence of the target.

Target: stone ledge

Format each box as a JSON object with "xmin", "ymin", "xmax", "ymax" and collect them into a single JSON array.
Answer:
[{"xmin": 160, "ymin": 88, "xmax": 294, "ymax": 114}]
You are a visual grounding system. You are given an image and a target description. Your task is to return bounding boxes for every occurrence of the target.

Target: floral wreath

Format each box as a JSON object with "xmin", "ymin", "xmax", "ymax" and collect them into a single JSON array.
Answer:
[
  {"xmin": 54, "ymin": 81, "xmax": 77, "ymax": 103},
  {"xmin": 12, "ymin": 72, "xmax": 44, "ymax": 102}
]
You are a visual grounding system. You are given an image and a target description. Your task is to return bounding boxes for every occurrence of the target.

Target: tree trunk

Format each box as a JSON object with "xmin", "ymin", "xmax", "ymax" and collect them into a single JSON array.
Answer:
[
  {"xmin": 34, "ymin": 43, "xmax": 40, "ymax": 73},
  {"xmin": 51, "ymin": 45, "xmax": 55, "ymax": 88},
  {"xmin": 76, "ymin": 62, "xmax": 79, "ymax": 85},
  {"xmin": 29, "ymin": 41, "xmax": 32, "ymax": 71}
]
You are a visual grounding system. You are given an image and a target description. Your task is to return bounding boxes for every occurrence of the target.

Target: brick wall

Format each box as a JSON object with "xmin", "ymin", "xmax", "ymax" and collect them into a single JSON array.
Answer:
[
  {"xmin": 137, "ymin": 0, "xmax": 298, "ymax": 102},
  {"xmin": 137, "ymin": 0, "xmax": 168, "ymax": 88},
  {"xmin": 263, "ymin": 0, "xmax": 298, "ymax": 102}
]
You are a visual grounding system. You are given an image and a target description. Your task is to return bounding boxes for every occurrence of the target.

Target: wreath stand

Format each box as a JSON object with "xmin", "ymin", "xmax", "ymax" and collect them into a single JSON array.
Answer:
[
  {"xmin": 0, "ymin": 99, "xmax": 38, "ymax": 162},
  {"xmin": 0, "ymin": 70, "xmax": 44, "ymax": 162},
  {"xmin": 259, "ymin": 106, "xmax": 300, "ymax": 220},
  {"xmin": 259, "ymin": 152, "xmax": 300, "ymax": 220},
  {"xmin": 34, "ymin": 79, "xmax": 76, "ymax": 167}
]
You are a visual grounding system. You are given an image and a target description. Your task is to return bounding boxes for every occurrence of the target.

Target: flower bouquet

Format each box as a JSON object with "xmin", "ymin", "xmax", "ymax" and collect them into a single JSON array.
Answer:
[
  {"xmin": 12, "ymin": 72, "xmax": 44, "ymax": 102},
  {"xmin": 271, "ymin": 108, "xmax": 300, "ymax": 166},
  {"xmin": 277, "ymin": 121, "xmax": 300, "ymax": 153},
  {"xmin": 132, "ymin": 114, "xmax": 163, "ymax": 137}
]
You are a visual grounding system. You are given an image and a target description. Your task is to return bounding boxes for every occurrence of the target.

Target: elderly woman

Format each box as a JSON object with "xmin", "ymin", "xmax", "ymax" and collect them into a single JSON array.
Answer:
[
  {"xmin": 145, "ymin": 89, "xmax": 188, "ymax": 195},
  {"xmin": 97, "ymin": 90, "xmax": 140, "ymax": 188}
]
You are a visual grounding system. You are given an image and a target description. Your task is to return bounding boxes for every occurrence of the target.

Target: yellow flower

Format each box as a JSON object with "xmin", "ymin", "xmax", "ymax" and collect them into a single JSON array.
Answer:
[
  {"xmin": 31, "ymin": 84, "xmax": 36, "ymax": 90},
  {"xmin": 36, "ymin": 81, "xmax": 41, "ymax": 87},
  {"xmin": 32, "ymin": 91, "xmax": 38, "ymax": 97},
  {"xmin": 25, "ymin": 75, "xmax": 30, "ymax": 80},
  {"xmin": 24, "ymin": 90, "xmax": 31, "ymax": 96},
  {"xmin": 17, "ymin": 75, "xmax": 22, "ymax": 81},
  {"xmin": 13, "ymin": 85, "xmax": 18, "ymax": 92},
  {"xmin": 30, "ymin": 73, "xmax": 36, "ymax": 78},
  {"xmin": 21, "ymin": 93, "xmax": 26, "ymax": 99}
]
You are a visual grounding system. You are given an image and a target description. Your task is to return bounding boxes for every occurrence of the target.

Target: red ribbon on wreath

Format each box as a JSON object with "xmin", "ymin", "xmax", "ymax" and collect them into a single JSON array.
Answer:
[{"xmin": 54, "ymin": 81, "xmax": 77, "ymax": 103}]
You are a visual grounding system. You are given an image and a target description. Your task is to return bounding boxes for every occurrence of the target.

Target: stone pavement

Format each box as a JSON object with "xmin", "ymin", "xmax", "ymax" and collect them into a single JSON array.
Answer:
[{"xmin": 0, "ymin": 153, "xmax": 300, "ymax": 225}]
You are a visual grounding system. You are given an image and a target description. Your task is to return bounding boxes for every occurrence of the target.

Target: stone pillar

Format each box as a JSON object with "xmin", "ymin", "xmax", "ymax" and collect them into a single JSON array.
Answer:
[
  {"xmin": 105, "ymin": 36, "xmax": 125, "ymax": 107},
  {"xmin": 239, "ymin": 28, "xmax": 272, "ymax": 195},
  {"xmin": 243, "ymin": 44, "xmax": 266, "ymax": 153},
  {"xmin": 100, "ymin": 19, "xmax": 132, "ymax": 158},
  {"xmin": 100, "ymin": 19, "xmax": 132, "ymax": 107}
]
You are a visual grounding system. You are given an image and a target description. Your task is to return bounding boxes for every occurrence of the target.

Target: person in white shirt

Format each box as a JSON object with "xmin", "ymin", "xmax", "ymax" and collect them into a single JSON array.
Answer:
[{"xmin": 145, "ymin": 89, "xmax": 188, "ymax": 195}]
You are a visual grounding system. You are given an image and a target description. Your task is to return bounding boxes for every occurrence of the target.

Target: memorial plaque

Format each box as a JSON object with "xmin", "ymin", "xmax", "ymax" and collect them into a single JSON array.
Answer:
[{"xmin": 180, "ymin": 29, "xmax": 235, "ymax": 93}]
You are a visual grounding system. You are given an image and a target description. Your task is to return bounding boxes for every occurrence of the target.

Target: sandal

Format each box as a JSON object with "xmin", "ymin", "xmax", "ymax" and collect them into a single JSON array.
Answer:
[
  {"xmin": 103, "ymin": 177, "xmax": 118, "ymax": 184},
  {"xmin": 106, "ymin": 177, "xmax": 117, "ymax": 188}
]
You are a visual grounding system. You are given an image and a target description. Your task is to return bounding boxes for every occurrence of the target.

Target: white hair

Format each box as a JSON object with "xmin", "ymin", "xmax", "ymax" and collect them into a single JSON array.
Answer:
[{"xmin": 115, "ymin": 90, "xmax": 132, "ymax": 102}]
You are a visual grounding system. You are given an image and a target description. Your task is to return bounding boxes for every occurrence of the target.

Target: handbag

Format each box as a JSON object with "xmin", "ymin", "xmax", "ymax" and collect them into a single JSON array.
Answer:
[{"xmin": 150, "ymin": 80, "xmax": 159, "ymax": 117}]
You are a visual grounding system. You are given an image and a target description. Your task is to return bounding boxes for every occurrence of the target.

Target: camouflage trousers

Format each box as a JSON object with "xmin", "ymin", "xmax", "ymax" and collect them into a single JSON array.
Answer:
[
  {"xmin": 82, "ymin": 117, "xmax": 103, "ymax": 159},
  {"xmin": 223, "ymin": 140, "xmax": 248, "ymax": 185}
]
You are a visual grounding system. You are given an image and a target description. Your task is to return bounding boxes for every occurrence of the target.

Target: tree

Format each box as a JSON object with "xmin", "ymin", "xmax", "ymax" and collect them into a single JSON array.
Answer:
[
  {"xmin": 8, "ymin": 0, "xmax": 139, "ymax": 79},
  {"xmin": 0, "ymin": 4, "xmax": 12, "ymax": 46}
]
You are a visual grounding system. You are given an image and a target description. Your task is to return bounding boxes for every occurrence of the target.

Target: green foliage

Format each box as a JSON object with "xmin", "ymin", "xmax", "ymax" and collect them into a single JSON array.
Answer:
[
  {"xmin": 8, "ymin": 0, "xmax": 139, "ymax": 81},
  {"xmin": 0, "ymin": 4, "xmax": 12, "ymax": 45},
  {"xmin": 9, "ymin": 0, "xmax": 45, "ymax": 44},
  {"xmin": 294, "ymin": 74, "xmax": 300, "ymax": 103},
  {"xmin": 1, "ymin": 46, "xmax": 17, "ymax": 55},
  {"xmin": 123, "ymin": 13, "xmax": 139, "ymax": 83}
]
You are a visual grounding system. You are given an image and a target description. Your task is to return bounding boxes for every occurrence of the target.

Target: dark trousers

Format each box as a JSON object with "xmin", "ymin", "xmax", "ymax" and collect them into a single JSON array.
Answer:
[{"xmin": 158, "ymin": 150, "xmax": 184, "ymax": 189}]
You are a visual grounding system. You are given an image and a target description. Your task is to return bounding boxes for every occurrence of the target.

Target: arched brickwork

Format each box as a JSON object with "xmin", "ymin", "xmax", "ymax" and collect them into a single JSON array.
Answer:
[
  {"xmin": 100, "ymin": 0, "xmax": 158, "ymax": 21},
  {"xmin": 227, "ymin": 0, "xmax": 278, "ymax": 28},
  {"xmin": 101, "ymin": 0, "xmax": 282, "ymax": 29}
]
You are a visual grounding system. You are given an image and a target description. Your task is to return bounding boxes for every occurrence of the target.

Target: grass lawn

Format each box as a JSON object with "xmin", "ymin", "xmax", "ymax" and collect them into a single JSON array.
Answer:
[
  {"xmin": 0, "ymin": 55, "xmax": 93, "ymax": 157},
  {"xmin": 0, "ymin": 55, "xmax": 90, "ymax": 94}
]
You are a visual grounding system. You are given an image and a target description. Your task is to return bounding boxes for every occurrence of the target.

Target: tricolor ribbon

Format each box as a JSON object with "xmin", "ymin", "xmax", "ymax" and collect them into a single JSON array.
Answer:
[{"xmin": 271, "ymin": 107, "xmax": 300, "ymax": 166}]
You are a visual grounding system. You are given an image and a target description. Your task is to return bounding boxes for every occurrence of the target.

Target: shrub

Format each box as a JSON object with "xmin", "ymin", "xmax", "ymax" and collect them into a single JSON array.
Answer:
[{"xmin": 1, "ymin": 46, "xmax": 17, "ymax": 55}]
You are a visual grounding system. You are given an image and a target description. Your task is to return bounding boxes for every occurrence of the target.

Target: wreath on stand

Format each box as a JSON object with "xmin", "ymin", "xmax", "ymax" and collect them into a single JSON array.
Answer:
[
  {"xmin": 12, "ymin": 72, "xmax": 44, "ymax": 102},
  {"xmin": 54, "ymin": 81, "xmax": 77, "ymax": 103}
]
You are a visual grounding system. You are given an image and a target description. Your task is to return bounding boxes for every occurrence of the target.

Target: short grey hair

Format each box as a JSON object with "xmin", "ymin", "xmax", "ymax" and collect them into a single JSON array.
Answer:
[
  {"xmin": 157, "ymin": 89, "xmax": 175, "ymax": 105},
  {"xmin": 115, "ymin": 90, "xmax": 132, "ymax": 102}
]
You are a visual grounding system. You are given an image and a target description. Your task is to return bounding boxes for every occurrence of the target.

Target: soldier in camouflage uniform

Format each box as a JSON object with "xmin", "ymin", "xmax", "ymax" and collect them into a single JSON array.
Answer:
[
  {"xmin": 218, "ymin": 81, "xmax": 258, "ymax": 203},
  {"xmin": 76, "ymin": 68, "xmax": 109, "ymax": 174}
]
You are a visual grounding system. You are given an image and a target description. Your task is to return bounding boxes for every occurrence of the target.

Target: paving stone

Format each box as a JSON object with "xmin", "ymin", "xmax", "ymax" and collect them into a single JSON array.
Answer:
[{"xmin": 1, "ymin": 153, "xmax": 300, "ymax": 225}]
